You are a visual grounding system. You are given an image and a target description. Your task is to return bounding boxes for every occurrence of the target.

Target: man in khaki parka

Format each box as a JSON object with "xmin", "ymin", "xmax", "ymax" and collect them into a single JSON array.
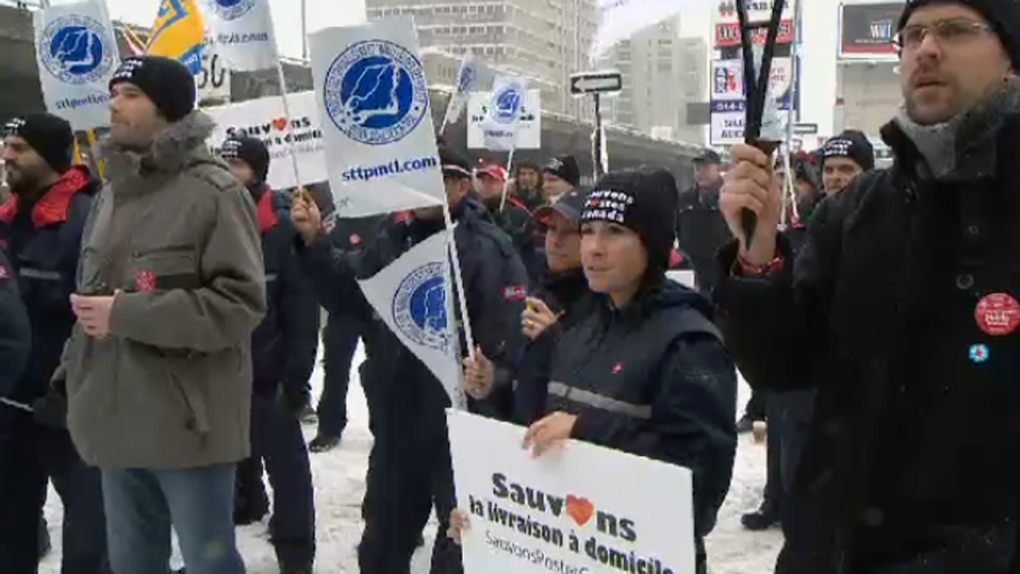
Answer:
[{"xmin": 58, "ymin": 56, "xmax": 266, "ymax": 574}]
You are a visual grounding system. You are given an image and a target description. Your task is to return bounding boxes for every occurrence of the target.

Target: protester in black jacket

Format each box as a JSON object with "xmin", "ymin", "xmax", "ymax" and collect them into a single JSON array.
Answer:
[
  {"xmin": 475, "ymin": 161, "xmax": 543, "ymax": 283},
  {"xmin": 676, "ymin": 149, "xmax": 731, "ymax": 297},
  {"xmin": 292, "ymin": 147, "xmax": 528, "ymax": 574},
  {"xmin": 512, "ymin": 159, "xmax": 546, "ymax": 211},
  {"xmin": 0, "ymin": 113, "xmax": 107, "ymax": 572},
  {"xmin": 0, "ymin": 247, "xmax": 30, "ymax": 405},
  {"xmin": 524, "ymin": 168, "xmax": 737, "ymax": 574},
  {"xmin": 310, "ymin": 212, "xmax": 384, "ymax": 452},
  {"xmin": 716, "ymin": 3, "xmax": 1020, "ymax": 571},
  {"xmin": 221, "ymin": 137, "xmax": 318, "ymax": 573}
]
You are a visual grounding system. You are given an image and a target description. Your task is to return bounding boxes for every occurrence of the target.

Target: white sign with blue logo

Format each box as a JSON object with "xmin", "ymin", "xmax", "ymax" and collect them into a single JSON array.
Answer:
[
  {"xmin": 201, "ymin": 0, "xmax": 277, "ymax": 72},
  {"xmin": 309, "ymin": 17, "xmax": 445, "ymax": 217},
  {"xmin": 467, "ymin": 89, "xmax": 541, "ymax": 151},
  {"xmin": 357, "ymin": 229, "xmax": 463, "ymax": 406},
  {"xmin": 32, "ymin": 0, "xmax": 118, "ymax": 130},
  {"xmin": 480, "ymin": 75, "xmax": 528, "ymax": 151}
]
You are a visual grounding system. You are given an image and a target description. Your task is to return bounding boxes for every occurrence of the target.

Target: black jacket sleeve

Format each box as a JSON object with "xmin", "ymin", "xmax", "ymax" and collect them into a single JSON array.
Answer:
[
  {"xmin": 279, "ymin": 221, "xmax": 322, "ymax": 394},
  {"xmin": 460, "ymin": 229, "xmax": 530, "ymax": 419},
  {"xmin": 511, "ymin": 324, "xmax": 561, "ymax": 425},
  {"xmin": 712, "ymin": 176, "xmax": 865, "ymax": 392},
  {"xmin": 0, "ymin": 251, "xmax": 30, "ymax": 399},
  {"xmin": 570, "ymin": 332, "xmax": 737, "ymax": 538},
  {"xmin": 296, "ymin": 222, "xmax": 396, "ymax": 314}
]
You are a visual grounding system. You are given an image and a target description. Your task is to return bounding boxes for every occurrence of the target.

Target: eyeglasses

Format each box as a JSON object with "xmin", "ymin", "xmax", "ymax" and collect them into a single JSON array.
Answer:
[{"xmin": 893, "ymin": 19, "xmax": 993, "ymax": 51}]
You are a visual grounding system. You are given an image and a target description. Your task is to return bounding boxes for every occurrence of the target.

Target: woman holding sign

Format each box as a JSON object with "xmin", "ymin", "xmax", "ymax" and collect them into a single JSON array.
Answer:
[{"xmin": 457, "ymin": 168, "xmax": 738, "ymax": 574}]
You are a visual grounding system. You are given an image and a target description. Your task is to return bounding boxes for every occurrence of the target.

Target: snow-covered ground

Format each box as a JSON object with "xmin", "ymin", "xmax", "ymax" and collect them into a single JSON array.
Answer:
[{"xmin": 41, "ymin": 345, "xmax": 783, "ymax": 573}]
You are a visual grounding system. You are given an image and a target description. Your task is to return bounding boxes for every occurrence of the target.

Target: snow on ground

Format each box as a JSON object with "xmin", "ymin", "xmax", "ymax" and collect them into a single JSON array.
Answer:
[{"xmin": 41, "ymin": 345, "xmax": 783, "ymax": 573}]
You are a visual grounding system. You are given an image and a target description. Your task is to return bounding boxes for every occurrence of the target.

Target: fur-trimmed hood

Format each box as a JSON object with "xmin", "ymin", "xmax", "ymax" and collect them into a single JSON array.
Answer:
[{"xmin": 102, "ymin": 110, "xmax": 221, "ymax": 179}]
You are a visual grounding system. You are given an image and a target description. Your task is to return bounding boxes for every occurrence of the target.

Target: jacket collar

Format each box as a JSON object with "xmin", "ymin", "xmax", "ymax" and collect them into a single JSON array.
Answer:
[
  {"xmin": 254, "ymin": 185, "xmax": 278, "ymax": 235},
  {"xmin": 882, "ymin": 77, "xmax": 1020, "ymax": 183},
  {"xmin": 0, "ymin": 165, "xmax": 93, "ymax": 228},
  {"xmin": 101, "ymin": 111, "xmax": 220, "ymax": 181}
]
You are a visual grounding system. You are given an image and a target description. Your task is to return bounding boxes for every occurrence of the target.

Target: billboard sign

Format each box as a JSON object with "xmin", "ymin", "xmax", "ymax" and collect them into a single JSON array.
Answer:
[
  {"xmin": 715, "ymin": 19, "xmax": 794, "ymax": 47},
  {"xmin": 839, "ymin": 2, "xmax": 904, "ymax": 60},
  {"xmin": 711, "ymin": 58, "xmax": 793, "ymax": 106}
]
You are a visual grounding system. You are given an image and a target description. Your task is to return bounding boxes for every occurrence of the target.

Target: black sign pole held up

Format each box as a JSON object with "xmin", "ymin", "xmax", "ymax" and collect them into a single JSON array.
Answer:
[{"xmin": 735, "ymin": 0, "xmax": 786, "ymax": 247}]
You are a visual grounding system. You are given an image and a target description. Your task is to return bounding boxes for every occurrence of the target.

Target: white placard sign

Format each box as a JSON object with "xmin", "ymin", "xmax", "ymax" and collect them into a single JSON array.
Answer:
[
  {"xmin": 205, "ymin": 91, "xmax": 325, "ymax": 190},
  {"xmin": 448, "ymin": 410, "xmax": 695, "ymax": 574},
  {"xmin": 33, "ymin": 0, "xmax": 119, "ymax": 130},
  {"xmin": 710, "ymin": 100, "xmax": 745, "ymax": 146},
  {"xmin": 201, "ymin": 0, "xmax": 277, "ymax": 72},
  {"xmin": 467, "ymin": 90, "xmax": 541, "ymax": 150},
  {"xmin": 309, "ymin": 17, "xmax": 445, "ymax": 217}
]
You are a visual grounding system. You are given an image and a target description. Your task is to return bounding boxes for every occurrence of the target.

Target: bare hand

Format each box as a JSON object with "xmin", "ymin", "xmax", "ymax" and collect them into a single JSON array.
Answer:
[
  {"xmin": 521, "ymin": 297, "xmax": 561, "ymax": 340},
  {"xmin": 462, "ymin": 345, "xmax": 495, "ymax": 399},
  {"xmin": 70, "ymin": 291, "xmax": 118, "ymax": 339},
  {"xmin": 291, "ymin": 189, "xmax": 323, "ymax": 245},
  {"xmin": 447, "ymin": 509, "xmax": 470, "ymax": 545},
  {"xmin": 522, "ymin": 411, "xmax": 577, "ymax": 458},
  {"xmin": 719, "ymin": 143, "xmax": 782, "ymax": 264}
]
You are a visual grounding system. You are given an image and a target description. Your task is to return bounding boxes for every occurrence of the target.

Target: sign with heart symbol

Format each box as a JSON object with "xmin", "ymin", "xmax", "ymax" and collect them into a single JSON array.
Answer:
[
  {"xmin": 566, "ymin": 494, "xmax": 594, "ymax": 527},
  {"xmin": 447, "ymin": 410, "xmax": 697, "ymax": 574},
  {"xmin": 271, "ymin": 117, "xmax": 289, "ymax": 132}
]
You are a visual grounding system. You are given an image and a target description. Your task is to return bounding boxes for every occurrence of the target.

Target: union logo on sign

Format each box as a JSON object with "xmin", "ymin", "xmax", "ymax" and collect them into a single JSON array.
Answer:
[
  {"xmin": 39, "ymin": 14, "xmax": 114, "ymax": 86},
  {"xmin": 322, "ymin": 39, "xmax": 429, "ymax": 146},
  {"xmin": 392, "ymin": 262, "xmax": 450, "ymax": 351},
  {"xmin": 206, "ymin": 0, "xmax": 256, "ymax": 21},
  {"xmin": 490, "ymin": 83, "xmax": 524, "ymax": 124}
]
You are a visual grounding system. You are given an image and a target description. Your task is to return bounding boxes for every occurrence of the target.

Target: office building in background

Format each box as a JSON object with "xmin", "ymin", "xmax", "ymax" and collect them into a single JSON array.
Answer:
[
  {"xmin": 602, "ymin": 16, "xmax": 707, "ymax": 144},
  {"xmin": 366, "ymin": 0, "xmax": 598, "ymax": 117}
]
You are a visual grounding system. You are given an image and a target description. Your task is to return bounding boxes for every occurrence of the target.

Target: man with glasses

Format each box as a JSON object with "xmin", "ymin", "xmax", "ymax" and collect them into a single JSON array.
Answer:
[{"xmin": 717, "ymin": 1, "xmax": 1020, "ymax": 572}]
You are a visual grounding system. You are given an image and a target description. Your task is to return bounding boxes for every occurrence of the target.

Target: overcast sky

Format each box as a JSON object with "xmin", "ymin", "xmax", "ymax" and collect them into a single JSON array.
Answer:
[{"xmin": 57, "ymin": 0, "xmax": 369, "ymax": 58}]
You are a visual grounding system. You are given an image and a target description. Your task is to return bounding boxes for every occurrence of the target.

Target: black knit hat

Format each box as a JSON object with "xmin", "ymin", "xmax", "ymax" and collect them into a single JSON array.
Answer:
[
  {"xmin": 220, "ymin": 136, "xmax": 270, "ymax": 182},
  {"xmin": 543, "ymin": 155, "xmax": 581, "ymax": 187},
  {"xmin": 898, "ymin": 0, "xmax": 1020, "ymax": 69},
  {"xmin": 2, "ymin": 113, "xmax": 74, "ymax": 174},
  {"xmin": 820, "ymin": 131, "xmax": 876, "ymax": 171},
  {"xmin": 581, "ymin": 167, "xmax": 679, "ymax": 271},
  {"xmin": 109, "ymin": 56, "xmax": 196, "ymax": 122}
]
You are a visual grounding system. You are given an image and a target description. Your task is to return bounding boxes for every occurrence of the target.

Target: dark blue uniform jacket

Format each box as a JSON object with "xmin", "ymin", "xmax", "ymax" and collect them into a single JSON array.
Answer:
[
  {"xmin": 0, "ymin": 248, "xmax": 30, "ymax": 403},
  {"xmin": 299, "ymin": 198, "xmax": 529, "ymax": 442},
  {"xmin": 511, "ymin": 268, "xmax": 594, "ymax": 425},
  {"xmin": 544, "ymin": 280, "xmax": 737, "ymax": 542},
  {"xmin": 0, "ymin": 166, "xmax": 95, "ymax": 407},
  {"xmin": 250, "ymin": 185, "xmax": 320, "ymax": 397}
]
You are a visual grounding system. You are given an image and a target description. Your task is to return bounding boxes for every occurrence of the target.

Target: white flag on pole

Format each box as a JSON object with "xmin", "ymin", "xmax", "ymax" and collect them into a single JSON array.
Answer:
[
  {"xmin": 200, "ymin": 0, "xmax": 277, "ymax": 71},
  {"xmin": 33, "ymin": 0, "xmax": 119, "ymax": 130},
  {"xmin": 309, "ymin": 17, "xmax": 446, "ymax": 217},
  {"xmin": 356, "ymin": 229, "xmax": 463, "ymax": 406},
  {"xmin": 480, "ymin": 75, "xmax": 528, "ymax": 152},
  {"xmin": 592, "ymin": 0, "xmax": 686, "ymax": 59},
  {"xmin": 443, "ymin": 54, "xmax": 483, "ymax": 127}
]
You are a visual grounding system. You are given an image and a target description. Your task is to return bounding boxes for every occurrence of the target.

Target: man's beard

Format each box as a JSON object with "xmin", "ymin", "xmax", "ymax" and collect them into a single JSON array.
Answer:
[{"xmin": 6, "ymin": 168, "xmax": 38, "ymax": 196}]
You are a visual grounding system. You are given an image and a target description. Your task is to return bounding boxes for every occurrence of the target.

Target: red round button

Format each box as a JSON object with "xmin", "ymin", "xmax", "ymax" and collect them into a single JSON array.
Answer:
[{"xmin": 974, "ymin": 293, "xmax": 1020, "ymax": 336}]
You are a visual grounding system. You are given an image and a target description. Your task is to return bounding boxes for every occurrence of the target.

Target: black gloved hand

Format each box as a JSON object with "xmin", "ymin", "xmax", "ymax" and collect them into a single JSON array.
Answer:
[
  {"xmin": 31, "ymin": 389, "xmax": 67, "ymax": 429},
  {"xmin": 279, "ymin": 386, "xmax": 311, "ymax": 418}
]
